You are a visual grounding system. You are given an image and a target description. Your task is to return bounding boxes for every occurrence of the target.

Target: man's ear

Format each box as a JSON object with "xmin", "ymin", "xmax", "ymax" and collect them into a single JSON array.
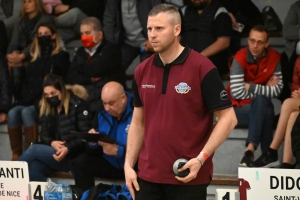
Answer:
[
  {"xmin": 174, "ymin": 24, "xmax": 181, "ymax": 36},
  {"xmin": 265, "ymin": 40, "xmax": 270, "ymax": 49}
]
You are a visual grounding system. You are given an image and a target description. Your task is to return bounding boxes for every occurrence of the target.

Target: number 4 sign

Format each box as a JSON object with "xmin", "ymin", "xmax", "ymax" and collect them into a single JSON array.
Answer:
[
  {"xmin": 216, "ymin": 189, "xmax": 239, "ymax": 200},
  {"xmin": 29, "ymin": 182, "xmax": 48, "ymax": 200}
]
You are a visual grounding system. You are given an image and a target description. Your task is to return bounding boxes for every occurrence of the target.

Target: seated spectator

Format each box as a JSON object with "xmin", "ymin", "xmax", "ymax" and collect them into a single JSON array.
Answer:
[
  {"xmin": 103, "ymin": 0, "xmax": 161, "ymax": 73},
  {"xmin": 7, "ymin": 22, "xmax": 70, "ymax": 161},
  {"xmin": 6, "ymin": 0, "xmax": 53, "ymax": 101},
  {"xmin": 0, "ymin": 53, "xmax": 12, "ymax": 124},
  {"xmin": 226, "ymin": 25, "xmax": 283, "ymax": 167},
  {"xmin": 70, "ymin": 81, "xmax": 133, "ymax": 191},
  {"xmin": 291, "ymin": 113, "xmax": 300, "ymax": 169},
  {"xmin": 57, "ymin": 0, "xmax": 106, "ymax": 21},
  {"xmin": 280, "ymin": 1, "xmax": 300, "ymax": 102},
  {"xmin": 0, "ymin": 0, "xmax": 23, "ymax": 53},
  {"xmin": 249, "ymin": 56, "xmax": 300, "ymax": 168},
  {"xmin": 180, "ymin": 0, "xmax": 232, "ymax": 78},
  {"xmin": 18, "ymin": 74, "xmax": 92, "ymax": 181},
  {"xmin": 65, "ymin": 17, "xmax": 125, "ymax": 116}
]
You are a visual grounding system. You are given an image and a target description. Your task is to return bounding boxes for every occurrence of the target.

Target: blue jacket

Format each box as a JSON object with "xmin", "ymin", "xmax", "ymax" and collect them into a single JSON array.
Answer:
[{"xmin": 89, "ymin": 92, "xmax": 133, "ymax": 169}]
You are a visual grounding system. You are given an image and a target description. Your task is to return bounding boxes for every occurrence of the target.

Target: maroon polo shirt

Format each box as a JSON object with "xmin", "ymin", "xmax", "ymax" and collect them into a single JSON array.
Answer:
[{"xmin": 132, "ymin": 47, "xmax": 232, "ymax": 185}]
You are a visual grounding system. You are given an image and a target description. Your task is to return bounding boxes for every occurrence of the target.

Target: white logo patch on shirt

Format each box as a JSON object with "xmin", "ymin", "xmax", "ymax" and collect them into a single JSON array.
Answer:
[
  {"xmin": 175, "ymin": 82, "xmax": 191, "ymax": 94},
  {"xmin": 220, "ymin": 90, "xmax": 228, "ymax": 100},
  {"xmin": 83, "ymin": 110, "xmax": 88, "ymax": 116}
]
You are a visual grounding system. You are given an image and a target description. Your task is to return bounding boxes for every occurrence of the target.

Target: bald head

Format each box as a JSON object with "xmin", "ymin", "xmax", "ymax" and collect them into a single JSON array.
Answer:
[{"xmin": 101, "ymin": 82, "xmax": 127, "ymax": 120}]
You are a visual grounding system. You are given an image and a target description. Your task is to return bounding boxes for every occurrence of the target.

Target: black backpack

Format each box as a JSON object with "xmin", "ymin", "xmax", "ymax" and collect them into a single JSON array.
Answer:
[{"xmin": 261, "ymin": 6, "xmax": 283, "ymax": 31}]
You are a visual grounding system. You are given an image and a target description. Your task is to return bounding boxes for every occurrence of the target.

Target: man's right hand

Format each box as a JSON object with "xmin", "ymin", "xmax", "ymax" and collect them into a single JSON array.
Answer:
[
  {"xmin": 88, "ymin": 128, "xmax": 99, "ymax": 145},
  {"xmin": 51, "ymin": 141, "xmax": 66, "ymax": 151},
  {"xmin": 125, "ymin": 163, "xmax": 139, "ymax": 200},
  {"xmin": 267, "ymin": 75, "xmax": 279, "ymax": 86}
]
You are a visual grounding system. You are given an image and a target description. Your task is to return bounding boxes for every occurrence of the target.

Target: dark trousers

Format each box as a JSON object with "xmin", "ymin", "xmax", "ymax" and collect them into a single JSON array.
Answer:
[
  {"xmin": 120, "ymin": 42, "xmax": 153, "ymax": 70},
  {"xmin": 291, "ymin": 113, "xmax": 300, "ymax": 163},
  {"xmin": 70, "ymin": 148, "xmax": 124, "ymax": 192},
  {"xmin": 0, "ymin": 21, "xmax": 8, "ymax": 54},
  {"xmin": 135, "ymin": 178, "xmax": 208, "ymax": 200},
  {"xmin": 234, "ymin": 95, "xmax": 275, "ymax": 152},
  {"xmin": 279, "ymin": 52, "xmax": 298, "ymax": 103}
]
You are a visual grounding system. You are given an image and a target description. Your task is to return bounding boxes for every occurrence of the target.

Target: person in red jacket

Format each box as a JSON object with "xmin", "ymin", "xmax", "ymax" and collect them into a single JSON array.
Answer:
[
  {"xmin": 226, "ymin": 25, "xmax": 283, "ymax": 167},
  {"xmin": 249, "ymin": 56, "xmax": 300, "ymax": 168}
]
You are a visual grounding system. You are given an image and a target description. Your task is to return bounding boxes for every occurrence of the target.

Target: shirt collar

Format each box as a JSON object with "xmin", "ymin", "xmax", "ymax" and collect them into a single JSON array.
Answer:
[
  {"xmin": 84, "ymin": 42, "xmax": 101, "ymax": 56},
  {"xmin": 247, "ymin": 47, "xmax": 268, "ymax": 63},
  {"xmin": 154, "ymin": 47, "xmax": 191, "ymax": 67}
]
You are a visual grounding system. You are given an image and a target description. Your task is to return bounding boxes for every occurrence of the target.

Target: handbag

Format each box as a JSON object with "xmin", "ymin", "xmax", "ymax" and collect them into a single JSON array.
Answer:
[{"xmin": 261, "ymin": 6, "xmax": 282, "ymax": 31}]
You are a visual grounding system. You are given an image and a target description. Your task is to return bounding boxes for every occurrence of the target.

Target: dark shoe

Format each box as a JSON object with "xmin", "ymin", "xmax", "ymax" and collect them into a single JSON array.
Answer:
[
  {"xmin": 278, "ymin": 163, "xmax": 293, "ymax": 169},
  {"xmin": 295, "ymin": 163, "xmax": 300, "ymax": 169},
  {"xmin": 239, "ymin": 150, "xmax": 254, "ymax": 167},
  {"xmin": 249, "ymin": 151, "xmax": 279, "ymax": 168}
]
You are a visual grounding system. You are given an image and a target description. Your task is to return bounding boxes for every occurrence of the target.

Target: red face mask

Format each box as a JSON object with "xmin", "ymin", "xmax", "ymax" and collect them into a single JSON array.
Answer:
[{"xmin": 81, "ymin": 35, "xmax": 96, "ymax": 48}]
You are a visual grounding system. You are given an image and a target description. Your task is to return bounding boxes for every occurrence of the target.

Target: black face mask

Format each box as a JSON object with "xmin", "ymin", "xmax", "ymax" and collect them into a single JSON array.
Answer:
[
  {"xmin": 38, "ymin": 35, "xmax": 52, "ymax": 47},
  {"xmin": 46, "ymin": 95, "xmax": 61, "ymax": 108}
]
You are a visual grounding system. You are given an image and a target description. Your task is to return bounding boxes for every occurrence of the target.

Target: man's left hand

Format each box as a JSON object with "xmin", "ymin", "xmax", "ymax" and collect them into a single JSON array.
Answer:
[
  {"xmin": 53, "ymin": 147, "xmax": 68, "ymax": 162},
  {"xmin": 98, "ymin": 141, "xmax": 118, "ymax": 156},
  {"xmin": 175, "ymin": 158, "xmax": 202, "ymax": 183},
  {"xmin": 144, "ymin": 40, "xmax": 154, "ymax": 52}
]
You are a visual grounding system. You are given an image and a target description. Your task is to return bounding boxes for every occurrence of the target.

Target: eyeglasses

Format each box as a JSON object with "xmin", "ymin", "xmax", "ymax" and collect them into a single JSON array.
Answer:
[{"xmin": 248, "ymin": 38, "xmax": 266, "ymax": 46}]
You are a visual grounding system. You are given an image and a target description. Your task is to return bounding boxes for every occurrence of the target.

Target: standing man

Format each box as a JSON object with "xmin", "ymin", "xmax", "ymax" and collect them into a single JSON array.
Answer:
[
  {"xmin": 180, "ymin": 0, "xmax": 232, "ymax": 78},
  {"xmin": 103, "ymin": 0, "xmax": 161, "ymax": 72},
  {"xmin": 226, "ymin": 25, "xmax": 283, "ymax": 167},
  {"xmin": 125, "ymin": 4, "xmax": 237, "ymax": 200}
]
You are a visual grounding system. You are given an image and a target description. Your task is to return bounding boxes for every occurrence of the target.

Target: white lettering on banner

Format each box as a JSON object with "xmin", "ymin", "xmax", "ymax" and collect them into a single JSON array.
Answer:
[
  {"xmin": 0, "ymin": 167, "xmax": 24, "ymax": 178},
  {"xmin": 239, "ymin": 168, "xmax": 300, "ymax": 200}
]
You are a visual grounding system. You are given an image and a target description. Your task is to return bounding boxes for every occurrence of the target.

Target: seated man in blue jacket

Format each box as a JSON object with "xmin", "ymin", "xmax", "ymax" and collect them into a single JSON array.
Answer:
[{"xmin": 70, "ymin": 81, "xmax": 133, "ymax": 191}]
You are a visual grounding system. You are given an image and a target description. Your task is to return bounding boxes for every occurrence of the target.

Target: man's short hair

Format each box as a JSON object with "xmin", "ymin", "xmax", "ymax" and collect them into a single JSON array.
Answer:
[
  {"xmin": 249, "ymin": 25, "xmax": 269, "ymax": 41},
  {"xmin": 148, "ymin": 3, "xmax": 181, "ymax": 25},
  {"xmin": 81, "ymin": 17, "xmax": 103, "ymax": 31}
]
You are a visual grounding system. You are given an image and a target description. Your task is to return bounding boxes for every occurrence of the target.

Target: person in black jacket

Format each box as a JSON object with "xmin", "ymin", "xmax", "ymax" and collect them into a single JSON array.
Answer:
[
  {"xmin": 6, "ymin": 0, "xmax": 54, "ymax": 102},
  {"xmin": 18, "ymin": 74, "xmax": 92, "ymax": 181},
  {"xmin": 0, "ymin": 53, "xmax": 12, "ymax": 123},
  {"xmin": 65, "ymin": 17, "xmax": 125, "ymax": 117},
  {"xmin": 7, "ymin": 22, "xmax": 70, "ymax": 161}
]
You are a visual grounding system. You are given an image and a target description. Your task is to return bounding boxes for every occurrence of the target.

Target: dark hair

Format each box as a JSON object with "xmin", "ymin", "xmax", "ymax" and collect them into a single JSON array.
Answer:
[
  {"xmin": 249, "ymin": 25, "xmax": 269, "ymax": 41},
  {"xmin": 40, "ymin": 74, "xmax": 70, "ymax": 116},
  {"xmin": 36, "ymin": 22, "xmax": 57, "ymax": 35}
]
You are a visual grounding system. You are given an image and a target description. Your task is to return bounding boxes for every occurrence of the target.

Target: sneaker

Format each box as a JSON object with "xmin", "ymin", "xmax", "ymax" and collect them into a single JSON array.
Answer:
[
  {"xmin": 249, "ymin": 151, "xmax": 279, "ymax": 168},
  {"xmin": 278, "ymin": 163, "xmax": 293, "ymax": 169},
  {"xmin": 239, "ymin": 150, "xmax": 254, "ymax": 167}
]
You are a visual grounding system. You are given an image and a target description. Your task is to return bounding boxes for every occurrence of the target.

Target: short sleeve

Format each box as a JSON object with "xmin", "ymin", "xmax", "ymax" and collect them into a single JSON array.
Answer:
[
  {"xmin": 201, "ymin": 68, "xmax": 232, "ymax": 112},
  {"xmin": 132, "ymin": 77, "xmax": 143, "ymax": 107},
  {"xmin": 214, "ymin": 12, "xmax": 232, "ymax": 38}
]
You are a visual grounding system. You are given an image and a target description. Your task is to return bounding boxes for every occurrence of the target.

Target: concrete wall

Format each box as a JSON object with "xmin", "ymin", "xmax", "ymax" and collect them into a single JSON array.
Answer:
[{"xmin": 252, "ymin": 0, "xmax": 298, "ymax": 23}]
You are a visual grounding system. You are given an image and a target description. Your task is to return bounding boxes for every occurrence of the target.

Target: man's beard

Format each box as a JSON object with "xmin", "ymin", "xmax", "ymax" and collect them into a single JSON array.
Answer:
[{"xmin": 191, "ymin": 1, "xmax": 209, "ymax": 10}]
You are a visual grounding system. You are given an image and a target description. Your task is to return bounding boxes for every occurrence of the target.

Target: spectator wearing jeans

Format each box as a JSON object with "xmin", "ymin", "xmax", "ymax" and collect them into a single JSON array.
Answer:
[
  {"xmin": 226, "ymin": 25, "xmax": 283, "ymax": 167},
  {"xmin": 7, "ymin": 22, "xmax": 70, "ymax": 161},
  {"xmin": 249, "ymin": 56, "xmax": 300, "ymax": 169},
  {"xmin": 18, "ymin": 74, "xmax": 92, "ymax": 181}
]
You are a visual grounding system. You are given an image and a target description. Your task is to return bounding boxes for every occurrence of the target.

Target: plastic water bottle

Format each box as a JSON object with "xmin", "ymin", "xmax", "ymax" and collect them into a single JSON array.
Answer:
[
  {"xmin": 56, "ymin": 183, "xmax": 63, "ymax": 200},
  {"xmin": 62, "ymin": 184, "xmax": 73, "ymax": 200}
]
